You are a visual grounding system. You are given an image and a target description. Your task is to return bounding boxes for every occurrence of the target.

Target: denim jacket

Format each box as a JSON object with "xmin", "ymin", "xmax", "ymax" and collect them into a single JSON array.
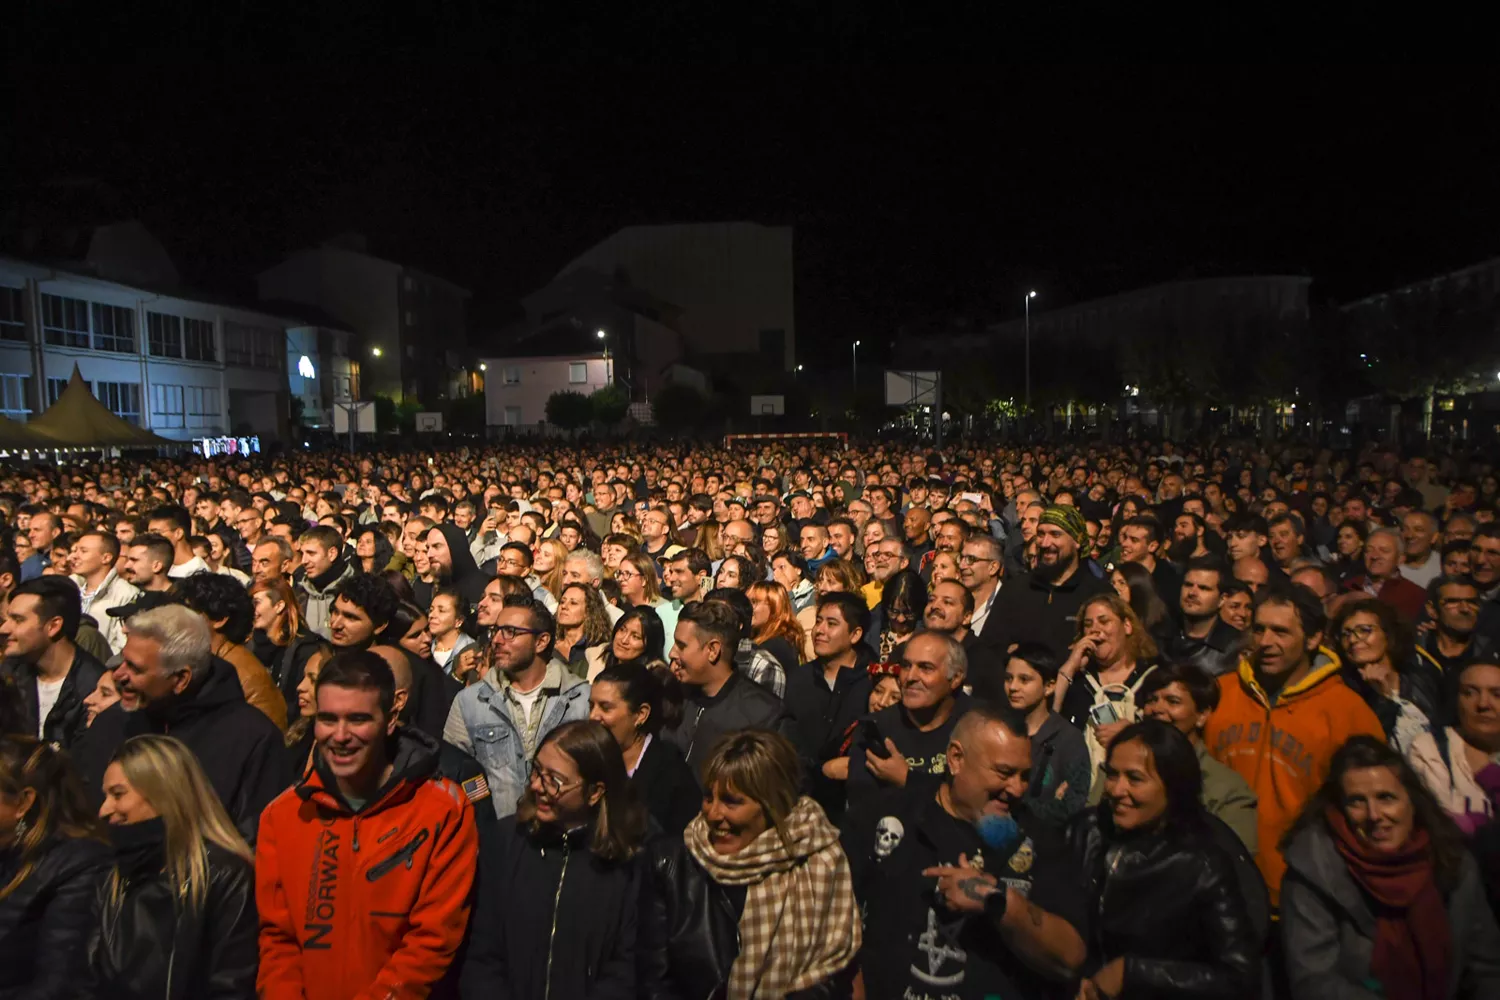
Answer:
[{"xmin": 443, "ymin": 660, "xmax": 591, "ymax": 818}]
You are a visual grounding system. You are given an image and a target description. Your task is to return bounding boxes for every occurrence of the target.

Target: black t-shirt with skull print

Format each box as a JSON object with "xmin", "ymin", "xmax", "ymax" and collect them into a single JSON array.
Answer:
[{"xmin": 841, "ymin": 782, "xmax": 1085, "ymax": 1000}]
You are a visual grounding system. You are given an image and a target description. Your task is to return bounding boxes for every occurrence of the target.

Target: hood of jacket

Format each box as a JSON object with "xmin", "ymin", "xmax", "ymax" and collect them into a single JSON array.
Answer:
[
  {"xmin": 435, "ymin": 522, "xmax": 482, "ymax": 582},
  {"xmin": 300, "ymin": 554, "xmax": 353, "ymax": 597},
  {"xmin": 298, "ymin": 724, "xmax": 442, "ymax": 816},
  {"xmin": 1233, "ymin": 645, "xmax": 1344, "ymax": 710}
]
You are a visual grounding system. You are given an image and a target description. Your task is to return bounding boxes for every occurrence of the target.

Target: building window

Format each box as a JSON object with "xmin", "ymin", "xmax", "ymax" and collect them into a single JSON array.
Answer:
[
  {"xmin": 0, "ymin": 374, "xmax": 30, "ymax": 420},
  {"xmin": 95, "ymin": 381, "xmax": 141, "ymax": 425},
  {"xmin": 42, "ymin": 294, "xmax": 91, "ymax": 348},
  {"xmin": 186, "ymin": 385, "xmax": 220, "ymax": 427},
  {"xmin": 91, "ymin": 303, "xmax": 136, "ymax": 353},
  {"xmin": 503, "ymin": 366, "xmax": 521, "ymax": 385},
  {"xmin": 0, "ymin": 287, "xmax": 25, "ymax": 341},
  {"xmin": 569, "ymin": 362, "xmax": 587, "ymax": 384},
  {"xmin": 183, "ymin": 317, "xmax": 215, "ymax": 361},
  {"xmin": 504, "ymin": 406, "xmax": 521, "ymax": 426},
  {"xmin": 46, "ymin": 378, "xmax": 83, "ymax": 405},
  {"xmin": 147, "ymin": 312, "xmax": 183, "ymax": 358},
  {"xmin": 151, "ymin": 384, "xmax": 185, "ymax": 428},
  {"xmin": 223, "ymin": 321, "xmax": 281, "ymax": 369}
]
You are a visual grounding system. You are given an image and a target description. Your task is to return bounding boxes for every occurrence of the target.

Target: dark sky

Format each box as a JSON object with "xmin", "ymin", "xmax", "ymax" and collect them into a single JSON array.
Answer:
[{"xmin": 6, "ymin": 65, "xmax": 1499, "ymax": 368}]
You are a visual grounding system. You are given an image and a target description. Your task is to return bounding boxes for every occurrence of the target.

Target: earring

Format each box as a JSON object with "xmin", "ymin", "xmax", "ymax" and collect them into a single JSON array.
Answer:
[{"xmin": 13, "ymin": 815, "xmax": 27, "ymax": 840}]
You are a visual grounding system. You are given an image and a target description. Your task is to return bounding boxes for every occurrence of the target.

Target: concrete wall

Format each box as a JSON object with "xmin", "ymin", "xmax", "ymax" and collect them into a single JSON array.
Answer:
[
  {"xmin": 483, "ymin": 356, "xmax": 609, "ymax": 428},
  {"xmin": 559, "ymin": 223, "xmax": 795, "ymax": 370}
]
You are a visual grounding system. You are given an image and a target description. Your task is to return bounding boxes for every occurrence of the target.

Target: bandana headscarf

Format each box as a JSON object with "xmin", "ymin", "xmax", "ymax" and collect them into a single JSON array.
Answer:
[{"xmin": 1039, "ymin": 503, "xmax": 1089, "ymax": 548}]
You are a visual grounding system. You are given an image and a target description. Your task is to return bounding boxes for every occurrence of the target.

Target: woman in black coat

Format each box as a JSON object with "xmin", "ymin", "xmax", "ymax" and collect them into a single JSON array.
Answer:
[
  {"xmin": 0, "ymin": 736, "xmax": 110, "ymax": 1000},
  {"xmin": 461, "ymin": 721, "xmax": 645, "ymax": 1000},
  {"xmin": 91, "ymin": 735, "xmax": 258, "ymax": 999},
  {"xmin": 1069, "ymin": 720, "xmax": 1264, "ymax": 1000},
  {"xmin": 589, "ymin": 661, "xmax": 699, "ymax": 834}
]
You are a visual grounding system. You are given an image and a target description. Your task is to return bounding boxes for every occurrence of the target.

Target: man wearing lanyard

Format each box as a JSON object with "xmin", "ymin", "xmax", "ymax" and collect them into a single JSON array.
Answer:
[{"xmin": 960, "ymin": 535, "xmax": 1004, "ymax": 640}]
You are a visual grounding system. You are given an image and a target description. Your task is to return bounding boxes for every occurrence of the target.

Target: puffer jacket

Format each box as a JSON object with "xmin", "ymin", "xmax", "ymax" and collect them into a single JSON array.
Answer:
[
  {"xmin": 0, "ymin": 835, "xmax": 111, "ymax": 1000},
  {"xmin": 72, "ymin": 569, "xmax": 139, "ymax": 655},
  {"xmin": 251, "ymin": 629, "xmax": 326, "ymax": 726},
  {"xmin": 256, "ymin": 726, "xmax": 478, "ymax": 1000},
  {"xmin": 89, "ymin": 819, "xmax": 258, "ymax": 1000},
  {"xmin": 1281, "ymin": 820, "xmax": 1500, "ymax": 999},
  {"xmin": 1067, "ymin": 809, "xmax": 1266, "ymax": 999}
]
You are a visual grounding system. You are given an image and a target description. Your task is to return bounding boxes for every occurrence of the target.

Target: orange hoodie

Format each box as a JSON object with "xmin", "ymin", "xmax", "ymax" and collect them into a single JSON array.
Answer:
[
  {"xmin": 256, "ymin": 728, "xmax": 477, "ymax": 1000},
  {"xmin": 1202, "ymin": 647, "xmax": 1382, "ymax": 907}
]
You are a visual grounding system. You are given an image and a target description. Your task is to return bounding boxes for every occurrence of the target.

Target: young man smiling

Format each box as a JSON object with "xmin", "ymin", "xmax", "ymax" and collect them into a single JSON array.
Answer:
[{"xmin": 257, "ymin": 650, "xmax": 477, "ymax": 1000}]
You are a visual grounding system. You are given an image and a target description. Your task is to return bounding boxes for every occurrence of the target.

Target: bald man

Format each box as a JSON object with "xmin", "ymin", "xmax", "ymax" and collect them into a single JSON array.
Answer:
[
  {"xmin": 370, "ymin": 645, "xmax": 496, "ymax": 835},
  {"xmin": 1232, "ymin": 556, "xmax": 1269, "ymax": 594}
]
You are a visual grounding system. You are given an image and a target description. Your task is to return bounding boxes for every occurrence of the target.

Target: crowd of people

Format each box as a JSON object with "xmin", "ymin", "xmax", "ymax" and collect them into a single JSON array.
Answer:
[{"xmin": 0, "ymin": 434, "xmax": 1498, "ymax": 998}]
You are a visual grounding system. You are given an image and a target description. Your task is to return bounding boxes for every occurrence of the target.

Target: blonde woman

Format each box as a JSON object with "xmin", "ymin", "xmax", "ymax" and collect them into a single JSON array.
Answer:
[
  {"xmin": 641, "ymin": 730, "xmax": 861, "ymax": 997},
  {"xmin": 533, "ymin": 537, "xmax": 569, "ymax": 601},
  {"xmin": 91, "ymin": 734, "xmax": 258, "ymax": 998}
]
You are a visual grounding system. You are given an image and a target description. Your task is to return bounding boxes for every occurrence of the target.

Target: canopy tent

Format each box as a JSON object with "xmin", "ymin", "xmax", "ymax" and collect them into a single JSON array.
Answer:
[
  {"xmin": 0, "ymin": 414, "xmax": 61, "ymax": 450},
  {"xmin": 25, "ymin": 366, "xmax": 175, "ymax": 447}
]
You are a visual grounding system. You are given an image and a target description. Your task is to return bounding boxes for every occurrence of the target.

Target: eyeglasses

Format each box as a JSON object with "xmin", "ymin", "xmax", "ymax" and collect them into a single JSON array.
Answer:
[
  {"xmin": 529, "ymin": 767, "xmax": 582, "ymax": 797},
  {"xmin": 614, "ymin": 569, "xmax": 640, "ymax": 581},
  {"xmin": 494, "ymin": 624, "xmax": 546, "ymax": 642},
  {"xmin": 958, "ymin": 553, "xmax": 994, "ymax": 565},
  {"xmin": 1340, "ymin": 623, "xmax": 1379, "ymax": 643}
]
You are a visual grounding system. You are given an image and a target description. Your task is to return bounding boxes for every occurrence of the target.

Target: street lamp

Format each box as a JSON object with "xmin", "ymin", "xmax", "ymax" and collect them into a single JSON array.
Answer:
[
  {"xmin": 597, "ymin": 329, "xmax": 612, "ymax": 384},
  {"xmin": 795, "ymin": 364, "xmax": 804, "ymax": 380},
  {"xmin": 371, "ymin": 346, "xmax": 383, "ymax": 358},
  {"xmin": 479, "ymin": 363, "xmax": 487, "ymax": 371},
  {"xmin": 1024, "ymin": 291, "xmax": 1037, "ymax": 412},
  {"xmin": 852, "ymin": 340, "xmax": 861, "ymax": 390}
]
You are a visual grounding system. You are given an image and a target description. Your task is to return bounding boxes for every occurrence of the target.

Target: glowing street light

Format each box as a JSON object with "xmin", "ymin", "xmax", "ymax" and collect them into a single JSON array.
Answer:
[
  {"xmin": 852, "ymin": 340, "xmax": 862, "ymax": 388},
  {"xmin": 371, "ymin": 346, "xmax": 383, "ymax": 358},
  {"xmin": 1024, "ymin": 291, "xmax": 1038, "ymax": 411},
  {"xmin": 479, "ymin": 363, "xmax": 487, "ymax": 371}
]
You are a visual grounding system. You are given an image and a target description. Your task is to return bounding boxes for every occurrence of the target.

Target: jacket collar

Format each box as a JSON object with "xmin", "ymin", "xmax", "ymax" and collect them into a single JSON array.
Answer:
[
  {"xmin": 298, "ymin": 725, "xmax": 441, "ymax": 815},
  {"xmin": 1234, "ymin": 645, "xmax": 1343, "ymax": 708}
]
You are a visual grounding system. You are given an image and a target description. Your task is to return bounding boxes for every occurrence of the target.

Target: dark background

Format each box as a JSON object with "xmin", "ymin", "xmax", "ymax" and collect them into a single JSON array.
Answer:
[{"xmin": 6, "ymin": 60, "xmax": 1499, "ymax": 371}]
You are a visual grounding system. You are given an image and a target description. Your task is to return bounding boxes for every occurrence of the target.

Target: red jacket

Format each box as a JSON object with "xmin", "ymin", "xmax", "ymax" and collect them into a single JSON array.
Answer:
[
  {"xmin": 256, "ymin": 728, "xmax": 478, "ymax": 1000},
  {"xmin": 1343, "ymin": 573, "xmax": 1427, "ymax": 623}
]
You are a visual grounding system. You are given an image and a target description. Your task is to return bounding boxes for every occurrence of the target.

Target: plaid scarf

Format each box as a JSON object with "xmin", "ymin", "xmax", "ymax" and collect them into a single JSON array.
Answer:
[{"xmin": 685, "ymin": 796, "xmax": 861, "ymax": 998}]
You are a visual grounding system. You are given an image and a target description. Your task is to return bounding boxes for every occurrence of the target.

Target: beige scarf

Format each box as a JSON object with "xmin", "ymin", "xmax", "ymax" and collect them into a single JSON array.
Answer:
[{"xmin": 685, "ymin": 796, "xmax": 862, "ymax": 999}]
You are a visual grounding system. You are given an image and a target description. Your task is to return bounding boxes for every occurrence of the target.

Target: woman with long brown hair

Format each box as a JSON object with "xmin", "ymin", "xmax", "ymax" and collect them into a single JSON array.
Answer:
[
  {"xmin": 613, "ymin": 551, "xmax": 662, "ymax": 609},
  {"xmin": 747, "ymin": 580, "xmax": 805, "ymax": 677},
  {"xmin": 92, "ymin": 734, "xmax": 258, "ymax": 998},
  {"xmin": 533, "ymin": 537, "xmax": 569, "ymax": 602},
  {"xmin": 1280, "ymin": 735, "xmax": 1500, "ymax": 999},
  {"xmin": 553, "ymin": 582, "xmax": 614, "ymax": 681},
  {"xmin": 249, "ymin": 577, "xmax": 327, "ymax": 726},
  {"xmin": 0, "ymin": 736, "xmax": 110, "ymax": 996},
  {"xmin": 460, "ymin": 720, "xmax": 646, "ymax": 999}
]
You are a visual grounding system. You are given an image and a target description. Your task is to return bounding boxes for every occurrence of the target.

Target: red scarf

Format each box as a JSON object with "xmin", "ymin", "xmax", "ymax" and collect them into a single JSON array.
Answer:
[{"xmin": 1325, "ymin": 807, "xmax": 1452, "ymax": 1000}]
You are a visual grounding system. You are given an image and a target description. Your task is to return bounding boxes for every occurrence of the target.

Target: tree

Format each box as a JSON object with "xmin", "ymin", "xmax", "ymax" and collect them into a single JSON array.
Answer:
[
  {"xmin": 650, "ymin": 383, "xmax": 706, "ymax": 433},
  {"xmin": 545, "ymin": 390, "xmax": 593, "ymax": 432},
  {"xmin": 589, "ymin": 384, "xmax": 630, "ymax": 427}
]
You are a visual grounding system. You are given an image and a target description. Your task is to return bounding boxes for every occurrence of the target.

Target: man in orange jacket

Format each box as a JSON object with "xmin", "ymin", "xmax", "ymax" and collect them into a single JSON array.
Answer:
[
  {"xmin": 257, "ymin": 649, "xmax": 478, "ymax": 1000},
  {"xmin": 1203, "ymin": 583, "xmax": 1383, "ymax": 908}
]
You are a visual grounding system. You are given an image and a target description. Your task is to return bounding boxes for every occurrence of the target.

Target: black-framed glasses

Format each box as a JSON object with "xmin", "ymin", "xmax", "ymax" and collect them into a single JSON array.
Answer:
[
  {"xmin": 495, "ymin": 624, "xmax": 545, "ymax": 642},
  {"xmin": 1340, "ymin": 623, "xmax": 1378, "ymax": 643},
  {"xmin": 529, "ymin": 767, "xmax": 582, "ymax": 797}
]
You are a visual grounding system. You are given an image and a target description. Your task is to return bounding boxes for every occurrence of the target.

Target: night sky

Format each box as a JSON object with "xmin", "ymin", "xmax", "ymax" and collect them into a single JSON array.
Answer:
[{"xmin": 6, "ymin": 65, "xmax": 1499, "ymax": 369}]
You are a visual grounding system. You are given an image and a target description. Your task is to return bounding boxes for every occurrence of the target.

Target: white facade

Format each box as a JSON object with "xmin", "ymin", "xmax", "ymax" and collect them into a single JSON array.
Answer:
[
  {"xmin": 483, "ymin": 355, "xmax": 610, "ymax": 430},
  {"xmin": 0, "ymin": 257, "xmax": 292, "ymax": 441}
]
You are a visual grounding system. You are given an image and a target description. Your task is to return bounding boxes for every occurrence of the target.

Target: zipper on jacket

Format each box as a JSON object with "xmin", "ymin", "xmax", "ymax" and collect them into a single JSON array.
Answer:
[
  {"xmin": 366, "ymin": 828, "xmax": 430, "ymax": 881},
  {"xmin": 543, "ymin": 838, "xmax": 571, "ymax": 1000}
]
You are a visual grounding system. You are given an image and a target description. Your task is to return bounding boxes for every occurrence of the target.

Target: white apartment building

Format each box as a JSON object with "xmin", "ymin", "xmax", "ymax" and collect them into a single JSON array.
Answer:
[{"xmin": 0, "ymin": 256, "xmax": 314, "ymax": 442}]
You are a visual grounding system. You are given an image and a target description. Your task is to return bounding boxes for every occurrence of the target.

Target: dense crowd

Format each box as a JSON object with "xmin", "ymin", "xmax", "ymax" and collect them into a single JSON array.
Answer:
[{"xmin": 1, "ymin": 435, "xmax": 1499, "ymax": 999}]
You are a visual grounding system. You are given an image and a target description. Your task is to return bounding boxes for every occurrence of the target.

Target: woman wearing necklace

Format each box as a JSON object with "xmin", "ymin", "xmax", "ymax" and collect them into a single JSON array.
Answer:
[{"xmin": 589, "ymin": 661, "xmax": 697, "ymax": 835}]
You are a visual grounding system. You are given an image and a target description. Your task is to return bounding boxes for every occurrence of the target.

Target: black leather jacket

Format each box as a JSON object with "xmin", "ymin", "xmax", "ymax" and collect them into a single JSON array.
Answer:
[
  {"xmin": 640, "ymin": 835, "xmax": 847, "ymax": 1000},
  {"xmin": 89, "ymin": 822, "xmax": 259, "ymax": 1000},
  {"xmin": 0, "ymin": 836, "xmax": 111, "ymax": 999},
  {"xmin": 1067, "ymin": 810, "xmax": 1263, "ymax": 1000}
]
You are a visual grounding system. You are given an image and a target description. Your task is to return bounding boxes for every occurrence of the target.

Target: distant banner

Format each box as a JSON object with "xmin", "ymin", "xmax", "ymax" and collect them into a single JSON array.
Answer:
[{"xmin": 192, "ymin": 435, "xmax": 261, "ymax": 457}]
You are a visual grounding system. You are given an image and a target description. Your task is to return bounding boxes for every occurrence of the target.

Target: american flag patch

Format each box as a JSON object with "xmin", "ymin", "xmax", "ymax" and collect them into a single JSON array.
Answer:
[{"xmin": 461, "ymin": 774, "xmax": 490, "ymax": 803}]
